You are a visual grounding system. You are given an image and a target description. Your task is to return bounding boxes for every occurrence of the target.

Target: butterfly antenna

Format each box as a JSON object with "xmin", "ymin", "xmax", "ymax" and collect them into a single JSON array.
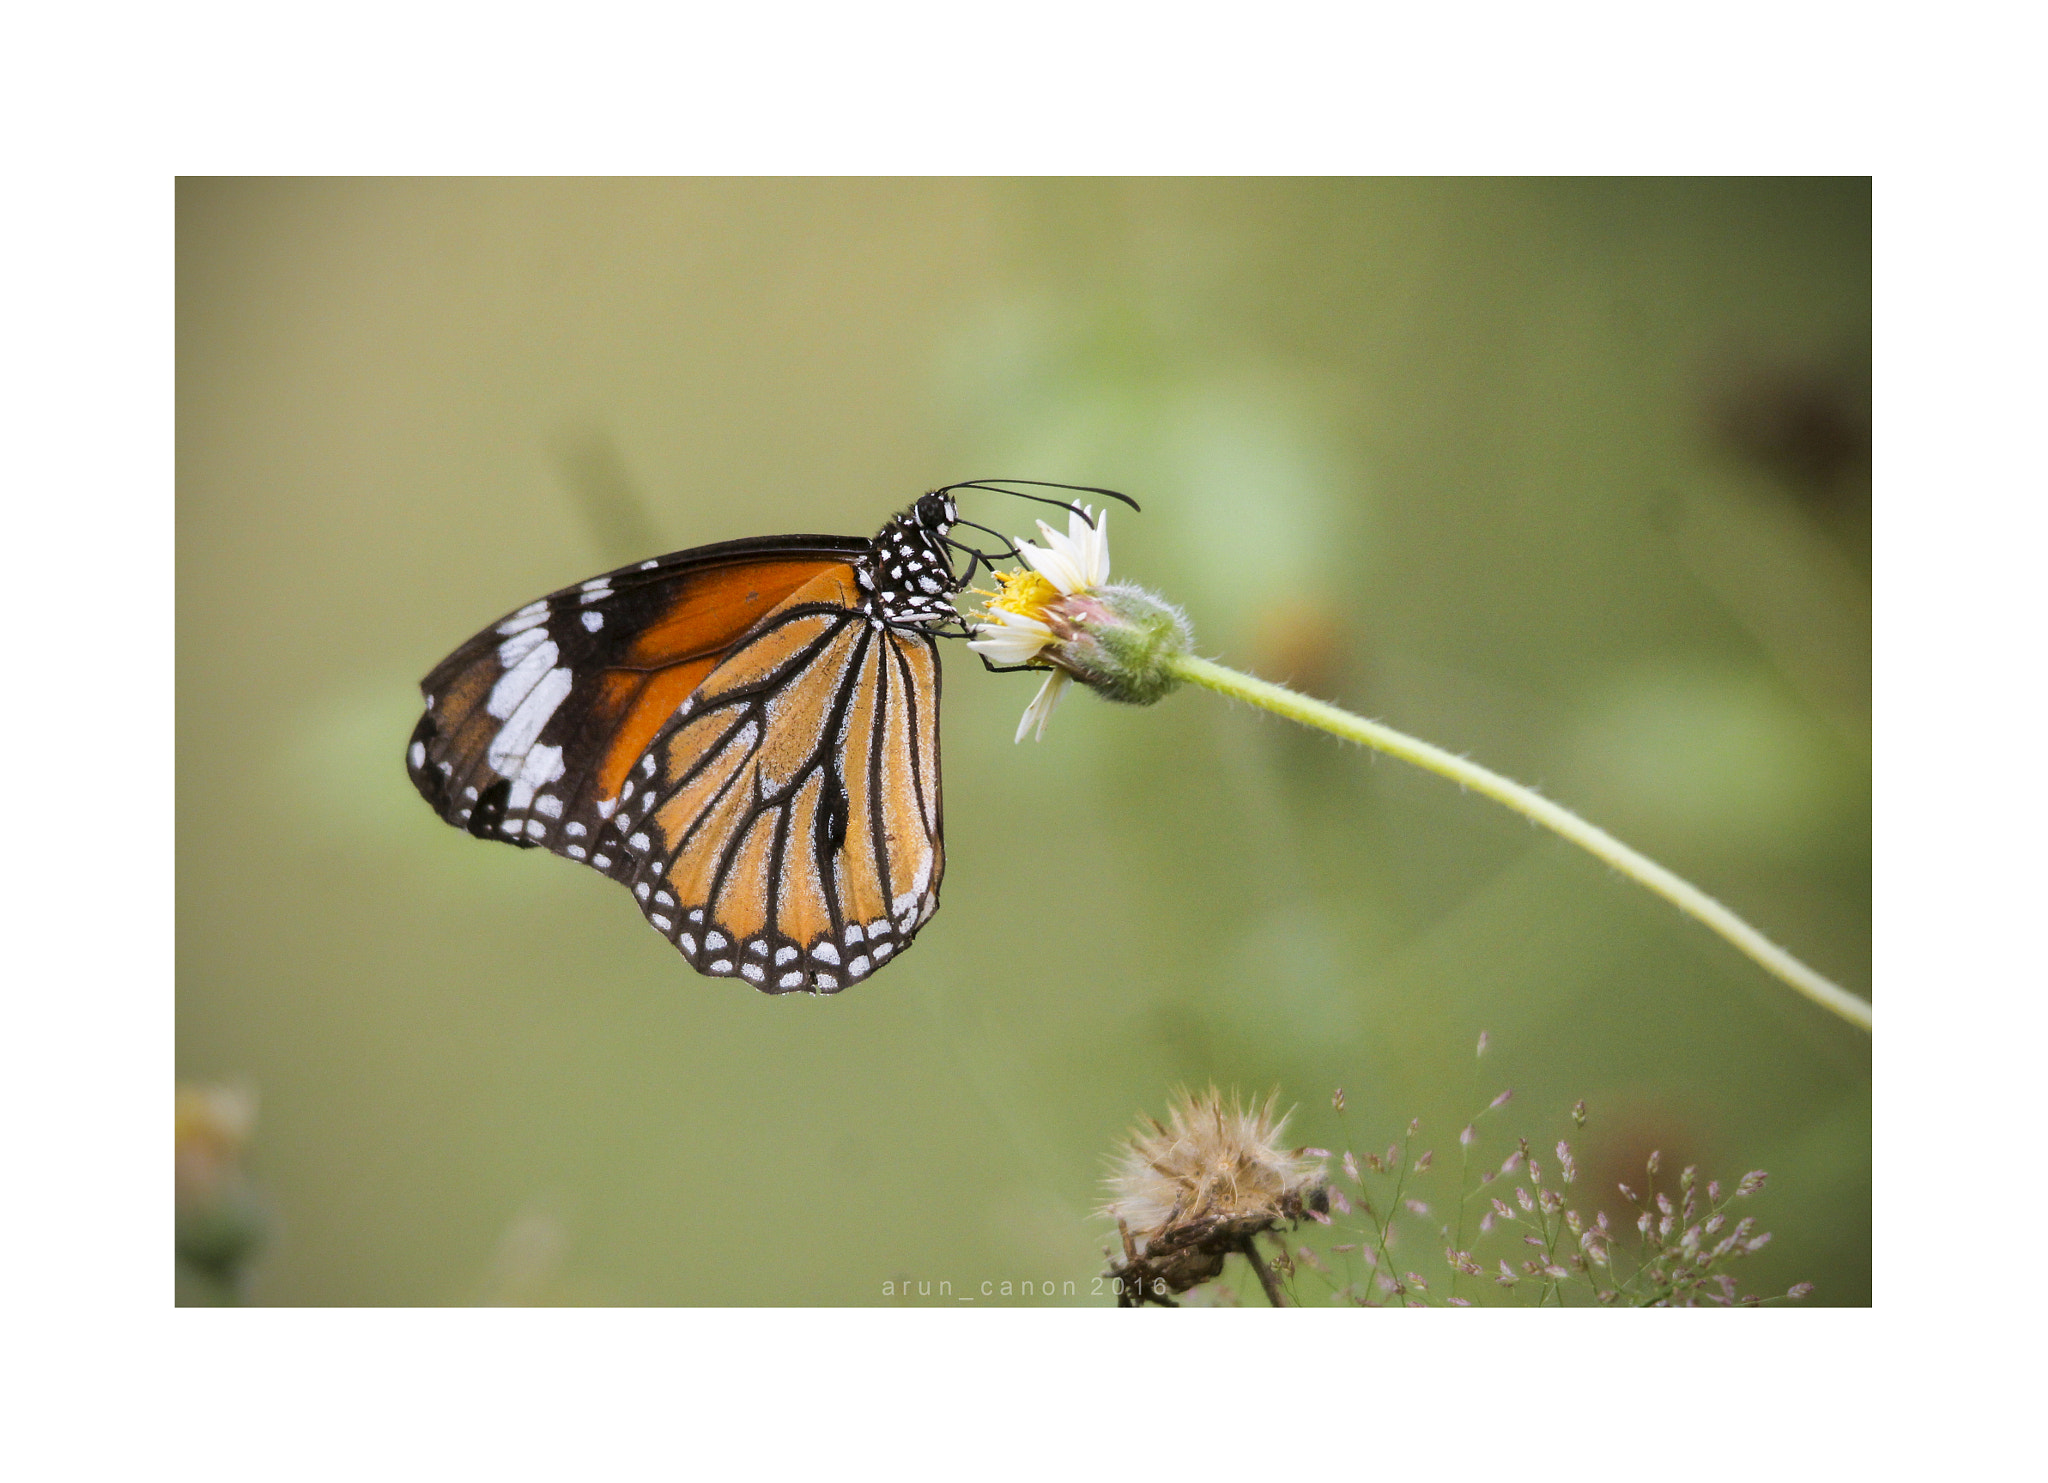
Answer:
[
  {"xmin": 948, "ymin": 518, "xmax": 1024, "ymax": 558},
  {"xmin": 941, "ymin": 478, "xmax": 1141, "ymax": 529}
]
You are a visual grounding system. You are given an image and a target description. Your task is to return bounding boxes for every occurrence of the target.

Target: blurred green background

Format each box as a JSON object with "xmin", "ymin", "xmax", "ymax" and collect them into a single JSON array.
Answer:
[{"xmin": 177, "ymin": 178, "xmax": 1870, "ymax": 1306}]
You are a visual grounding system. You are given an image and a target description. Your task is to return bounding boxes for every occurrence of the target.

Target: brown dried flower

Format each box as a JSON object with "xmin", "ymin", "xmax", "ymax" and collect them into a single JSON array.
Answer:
[{"xmin": 1102, "ymin": 1087, "xmax": 1329, "ymax": 1306}]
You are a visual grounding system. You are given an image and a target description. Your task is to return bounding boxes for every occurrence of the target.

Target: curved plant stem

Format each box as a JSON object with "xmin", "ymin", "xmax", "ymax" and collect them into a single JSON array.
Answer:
[{"xmin": 1165, "ymin": 654, "xmax": 1871, "ymax": 1033}]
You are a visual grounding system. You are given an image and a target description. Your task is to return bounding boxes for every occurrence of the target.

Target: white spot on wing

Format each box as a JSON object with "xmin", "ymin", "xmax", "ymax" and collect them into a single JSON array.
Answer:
[
  {"xmin": 774, "ymin": 946, "xmax": 797, "ymax": 965},
  {"xmin": 566, "ymin": 844, "xmax": 586, "ymax": 859},
  {"xmin": 651, "ymin": 914, "xmax": 672, "ymax": 931},
  {"xmin": 812, "ymin": 942, "xmax": 840, "ymax": 965},
  {"xmin": 535, "ymin": 794, "xmax": 563, "ymax": 818},
  {"xmin": 741, "ymin": 963, "xmax": 765, "ymax": 983},
  {"xmin": 408, "ymin": 741, "xmax": 425, "ymax": 770},
  {"xmin": 581, "ymin": 611, "xmax": 603, "ymax": 632},
  {"xmin": 495, "ymin": 600, "xmax": 549, "ymax": 636},
  {"xmin": 565, "ymin": 821, "xmax": 585, "ymax": 838},
  {"xmin": 849, "ymin": 955, "xmax": 871, "ymax": 978},
  {"xmin": 629, "ymin": 833, "xmax": 650, "ymax": 853},
  {"xmin": 779, "ymin": 971, "xmax": 804, "ymax": 989}
]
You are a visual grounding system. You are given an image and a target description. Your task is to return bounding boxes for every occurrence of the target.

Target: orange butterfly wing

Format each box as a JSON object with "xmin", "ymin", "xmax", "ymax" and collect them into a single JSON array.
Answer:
[
  {"xmin": 407, "ymin": 536, "xmax": 867, "ymax": 860},
  {"xmin": 597, "ymin": 565, "xmax": 945, "ymax": 992},
  {"xmin": 408, "ymin": 535, "xmax": 946, "ymax": 993}
]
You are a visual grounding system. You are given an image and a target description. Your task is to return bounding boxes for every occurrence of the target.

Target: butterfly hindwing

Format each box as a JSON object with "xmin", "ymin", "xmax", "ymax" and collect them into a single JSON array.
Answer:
[{"xmin": 594, "ymin": 565, "xmax": 945, "ymax": 993}]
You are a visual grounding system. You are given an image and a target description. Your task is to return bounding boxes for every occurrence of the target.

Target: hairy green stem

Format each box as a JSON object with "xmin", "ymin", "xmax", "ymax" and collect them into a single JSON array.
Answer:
[{"xmin": 1165, "ymin": 654, "xmax": 1871, "ymax": 1033}]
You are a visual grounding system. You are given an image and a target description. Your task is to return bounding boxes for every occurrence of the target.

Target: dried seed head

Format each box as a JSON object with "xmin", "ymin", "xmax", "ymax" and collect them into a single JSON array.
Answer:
[
  {"xmin": 1331, "ymin": 1087, "xmax": 1345, "ymax": 1113},
  {"xmin": 1516, "ymin": 1187, "xmax": 1534, "ymax": 1213},
  {"xmin": 1403, "ymin": 1198, "xmax": 1429, "ymax": 1217},
  {"xmin": 1656, "ymin": 1192, "xmax": 1674, "ymax": 1217},
  {"xmin": 1707, "ymin": 1180, "xmax": 1723, "ymax": 1203},
  {"xmin": 1737, "ymin": 1170, "xmax": 1768, "ymax": 1197},
  {"xmin": 1501, "ymin": 1150, "xmax": 1523, "ymax": 1176},
  {"xmin": 1646, "ymin": 1150, "xmax": 1662, "ymax": 1176},
  {"xmin": 1414, "ymin": 1151, "xmax": 1434, "ymax": 1174},
  {"xmin": 1406, "ymin": 1118, "xmax": 1421, "ymax": 1139},
  {"xmin": 1459, "ymin": 1124, "xmax": 1475, "ymax": 1148},
  {"xmin": 1329, "ymin": 1187, "xmax": 1352, "ymax": 1216},
  {"xmin": 1343, "ymin": 1151, "xmax": 1360, "ymax": 1185},
  {"xmin": 1618, "ymin": 1182, "xmax": 1637, "ymax": 1202},
  {"xmin": 1787, "ymin": 1283, "xmax": 1813, "ymax": 1300},
  {"xmin": 1490, "ymin": 1088, "xmax": 1513, "ymax": 1109},
  {"xmin": 1100, "ymin": 1086, "xmax": 1330, "ymax": 1296},
  {"xmin": 1477, "ymin": 1030, "xmax": 1490, "ymax": 1057},
  {"xmin": 1571, "ymin": 1099, "xmax": 1587, "ymax": 1128}
]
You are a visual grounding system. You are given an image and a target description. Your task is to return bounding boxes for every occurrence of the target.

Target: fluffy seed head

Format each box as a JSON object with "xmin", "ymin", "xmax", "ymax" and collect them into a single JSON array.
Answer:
[{"xmin": 1102, "ymin": 1087, "xmax": 1329, "ymax": 1254}]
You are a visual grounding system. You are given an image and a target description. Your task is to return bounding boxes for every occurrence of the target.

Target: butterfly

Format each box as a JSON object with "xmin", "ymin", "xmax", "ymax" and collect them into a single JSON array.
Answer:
[{"xmin": 406, "ymin": 480, "xmax": 1134, "ymax": 993}]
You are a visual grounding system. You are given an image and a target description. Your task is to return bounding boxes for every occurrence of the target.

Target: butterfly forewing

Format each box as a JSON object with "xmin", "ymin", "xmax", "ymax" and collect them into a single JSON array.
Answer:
[{"xmin": 406, "ymin": 536, "xmax": 868, "ymax": 873}]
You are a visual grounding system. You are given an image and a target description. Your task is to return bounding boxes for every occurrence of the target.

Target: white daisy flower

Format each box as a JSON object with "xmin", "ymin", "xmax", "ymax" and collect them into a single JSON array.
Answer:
[{"xmin": 963, "ymin": 500, "xmax": 1191, "ymax": 742}]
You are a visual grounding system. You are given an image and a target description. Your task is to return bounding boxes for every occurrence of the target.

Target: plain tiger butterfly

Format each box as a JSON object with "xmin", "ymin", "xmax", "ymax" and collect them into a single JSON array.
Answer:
[{"xmin": 406, "ymin": 480, "xmax": 1135, "ymax": 993}]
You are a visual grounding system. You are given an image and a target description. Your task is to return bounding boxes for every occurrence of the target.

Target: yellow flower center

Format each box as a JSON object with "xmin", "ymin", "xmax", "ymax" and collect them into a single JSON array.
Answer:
[{"xmin": 978, "ymin": 568, "xmax": 1061, "ymax": 624}]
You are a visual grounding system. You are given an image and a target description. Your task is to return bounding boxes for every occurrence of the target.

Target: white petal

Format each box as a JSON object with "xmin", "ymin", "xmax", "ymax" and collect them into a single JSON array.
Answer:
[
  {"xmin": 1071, "ymin": 507, "xmax": 1110, "ymax": 587},
  {"xmin": 1018, "ymin": 537, "xmax": 1087, "ymax": 595},
  {"xmin": 1014, "ymin": 670, "xmax": 1071, "ymax": 742},
  {"xmin": 968, "ymin": 628, "xmax": 1050, "ymax": 665},
  {"xmin": 984, "ymin": 608, "xmax": 1052, "ymax": 637}
]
